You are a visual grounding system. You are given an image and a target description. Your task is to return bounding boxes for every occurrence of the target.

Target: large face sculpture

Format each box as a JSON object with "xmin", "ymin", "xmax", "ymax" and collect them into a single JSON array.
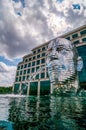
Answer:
[{"xmin": 46, "ymin": 38, "xmax": 83, "ymax": 88}]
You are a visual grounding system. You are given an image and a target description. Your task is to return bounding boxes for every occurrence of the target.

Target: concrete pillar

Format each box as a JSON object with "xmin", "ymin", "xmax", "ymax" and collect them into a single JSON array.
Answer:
[
  {"xmin": 37, "ymin": 81, "xmax": 40, "ymax": 97},
  {"xmin": 78, "ymin": 31, "xmax": 82, "ymax": 42},
  {"xmin": 12, "ymin": 83, "xmax": 15, "ymax": 93},
  {"xmin": 78, "ymin": 31, "xmax": 81, "ymax": 37},
  {"xmin": 50, "ymin": 83, "xmax": 53, "ymax": 94},
  {"xmin": 70, "ymin": 35, "xmax": 72, "ymax": 40},
  {"xmin": 19, "ymin": 83, "xmax": 22, "ymax": 94},
  {"xmin": 27, "ymin": 82, "xmax": 30, "ymax": 96}
]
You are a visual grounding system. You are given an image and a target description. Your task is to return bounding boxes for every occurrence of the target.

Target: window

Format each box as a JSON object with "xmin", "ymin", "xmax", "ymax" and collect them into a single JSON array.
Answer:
[
  {"xmin": 33, "ymin": 50, "xmax": 36, "ymax": 54},
  {"xmin": 36, "ymin": 74, "xmax": 39, "ymax": 79},
  {"xmin": 23, "ymin": 76, "xmax": 25, "ymax": 81},
  {"xmin": 19, "ymin": 77, "xmax": 21, "ymax": 81},
  {"xmin": 29, "ymin": 57, "xmax": 32, "ymax": 61},
  {"xmin": 41, "ymin": 65, "xmax": 45, "ymax": 71},
  {"xmin": 41, "ymin": 58, "xmax": 45, "ymax": 64},
  {"xmin": 33, "ymin": 56, "xmax": 36, "ymax": 60},
  {"xmin": 36, "ymin": 66, "xmax": 40, "ymax": 71},
  {"xmin": 41, "ymin": 72, "xmax": 45, "ymax": 78},
  {"xmin": 42, "ymin": 46, "xmax": 45, "ymax": 51},
  {"xmin": 32, "ymin": 68, "xmax": 35, "ymax": 73},
  {"xmin": 38, "ymin": 49, "xmax": 41, "ymax": 53},
  {"xmin": 28, "ymin": 63, "xmax": 31, "ymax": 67},
  {"xmin": 24, "ymin": 70, "xmax": 26, "ymax": 74},
  {"xmin": 16, "ymin": 77, "xmax": 18, "ymax": 82},
  {"xmin": 37, "ymin": 54, "xmax": 40, "ymax": 58},
  {"xmin": 40, "ymin": 81, "xmax": 50, "ymax": 95},
  {"xmin": 32, "ymin": 61, "xmax": 35, "ymax": 66},
  {"xmin": 66, "ymin": 37, "xmax": 70, "ymax": 40},
  {"xmin": 73, "ymin": 40, "xmax": 79, "ymax": 45},
  {"xmin": 37, "ymin": 60, "xmax": 40, "ymax": 65},
  {"xmin": 17, "ymin": 66, "xmax": 20, "ymax": 70},
  {"xmin": 27, "ymin": 75, "xmax": 29, "ymax": 80},
  {"xmin": 80, "ymin": 30, "xmax": 86, "ymax": 36},
  {"xmin": 27, "ymin": 69, "xmax": 30, "ymax": 74},
  {"xmin": 25, "ymin": 59, "xmax": 28, "ymax": 62},
  {"xmin": 24, "ymin": 64, "xmax": 27, "ymax": 68},
  {"xmin": 21, "ymin": 65, "xmax": 23, "ymax": 69},
  {"xmin": 72, "ymin": 33, "xmax": 78, "ymax": 39},
  {"xmin": 42, "ymin": 53, "xmax": 45, "ymax": 57},
  {"xmin": 82, "ymin": 38, "xmax": 86, "ymax": 42},
  {"xmin": 20, "ymin": 71, "xmax": 22, "ymax": 75},
  {"xmin": 16, "ymin": 71, "xmax": 19, "ymax": 76}
]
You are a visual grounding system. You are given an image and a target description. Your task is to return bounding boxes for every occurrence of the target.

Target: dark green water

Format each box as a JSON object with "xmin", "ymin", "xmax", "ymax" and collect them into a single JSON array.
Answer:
[{"xmin": 0, "ymin": 94, "xmax": 86, "ymax": 130}]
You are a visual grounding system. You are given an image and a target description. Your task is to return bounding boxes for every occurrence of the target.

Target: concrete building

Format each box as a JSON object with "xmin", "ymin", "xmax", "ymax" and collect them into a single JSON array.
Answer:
[{"xmin": 13, "ymin": 24, "xmax": 86, "ymax": 95}]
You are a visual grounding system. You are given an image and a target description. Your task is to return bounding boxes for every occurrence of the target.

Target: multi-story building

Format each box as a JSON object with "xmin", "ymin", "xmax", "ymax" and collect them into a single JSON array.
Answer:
[{"xmin": 13, "ymin": 24, "xmax": 86, "ymax": 95}]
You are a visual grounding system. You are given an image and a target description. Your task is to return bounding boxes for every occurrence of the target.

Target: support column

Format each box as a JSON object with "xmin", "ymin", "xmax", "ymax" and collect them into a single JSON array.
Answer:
[
  {"xmin": 78, "ymin": 31, "xmax": 82, "ymax": 43},
  {"xmin": 50, "ymin": 83, "xmax": 53, "ymax": 94},
  {"xmin": 37, "ymin": 80, "xmax": 40, "ymax": 97},
  {"xmin": 12, "ymin": 83, "xmax": 15, "ymax": 93},
  {"xmin": 19, "ymin": 83, "xmax": 22, "ymax": 94},
  {"xmin": 27, "ymin": 82, "xmax": 30, "ymax": 96}
]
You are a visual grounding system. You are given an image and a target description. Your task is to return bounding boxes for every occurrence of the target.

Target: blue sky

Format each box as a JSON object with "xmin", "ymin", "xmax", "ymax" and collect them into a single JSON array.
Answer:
[{"xmin": 0, "ymin": 0, "xmax": 86, "ymax": 86}]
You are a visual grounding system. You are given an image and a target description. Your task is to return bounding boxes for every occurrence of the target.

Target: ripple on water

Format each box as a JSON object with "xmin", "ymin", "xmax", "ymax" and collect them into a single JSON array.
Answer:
[{"xmin": 0, "ymin": 95, "xmax": 86, "ymax": 130}]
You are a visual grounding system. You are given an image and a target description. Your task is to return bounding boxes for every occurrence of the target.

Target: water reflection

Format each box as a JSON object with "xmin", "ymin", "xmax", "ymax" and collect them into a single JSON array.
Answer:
[
  {"xmin": 7, "ymin": 95, "xmax": 86, "ymax": 130},
  {"xmin": 0, "ymin": 97, "xmax": 9, "ymax": 121}
]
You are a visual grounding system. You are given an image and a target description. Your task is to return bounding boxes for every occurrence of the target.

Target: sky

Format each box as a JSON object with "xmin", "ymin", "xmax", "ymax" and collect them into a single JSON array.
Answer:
[{"xmin": 0, "ymin": 0, "xmax": 86, "ymax": 87}]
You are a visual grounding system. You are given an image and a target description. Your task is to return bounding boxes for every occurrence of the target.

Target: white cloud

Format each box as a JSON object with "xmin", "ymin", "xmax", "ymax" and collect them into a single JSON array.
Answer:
[
  {"xmin": 0, "ymin": 62, "xmax": 9, "ymax": 72},
  {"xmin": 0, "ymin": 62, "xmax": 16, "ymax": 86},
  {"xmin": 0, "ymin": 0, "xmax": 85, "ymax": 59},
  {"xmin": 0, "ymin": 0, "xmax": 86, "ymax": 86}
]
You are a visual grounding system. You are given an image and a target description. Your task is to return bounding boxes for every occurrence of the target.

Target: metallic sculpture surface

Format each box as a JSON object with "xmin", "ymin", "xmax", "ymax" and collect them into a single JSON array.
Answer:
[{"xmin": 46, "ymin": 38, "xmax": 83, "ymax": 95}]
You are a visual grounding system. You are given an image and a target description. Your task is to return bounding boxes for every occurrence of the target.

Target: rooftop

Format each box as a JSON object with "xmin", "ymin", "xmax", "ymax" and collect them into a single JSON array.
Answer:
[{"xmin": 31, "ymin": 24, "xmax": 86, "ymax": 51}]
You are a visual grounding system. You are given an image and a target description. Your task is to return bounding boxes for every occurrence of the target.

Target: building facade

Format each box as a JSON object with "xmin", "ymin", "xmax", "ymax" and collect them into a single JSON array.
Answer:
[{"xmin": 13, "ymin": 24, "xmax": 86, "ymax": 95}]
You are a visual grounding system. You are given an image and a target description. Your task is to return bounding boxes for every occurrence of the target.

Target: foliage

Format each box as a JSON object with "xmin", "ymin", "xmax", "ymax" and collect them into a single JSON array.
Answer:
[{"xmin": 0, "ymin": 86, "xmax": 13, "ymax": 94}]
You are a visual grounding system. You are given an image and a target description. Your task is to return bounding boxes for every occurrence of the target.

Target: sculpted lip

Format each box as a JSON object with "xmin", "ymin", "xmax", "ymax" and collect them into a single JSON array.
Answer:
[{"xmin": 50, "ymin": 57, "xmax": 58, "ymax": 61}]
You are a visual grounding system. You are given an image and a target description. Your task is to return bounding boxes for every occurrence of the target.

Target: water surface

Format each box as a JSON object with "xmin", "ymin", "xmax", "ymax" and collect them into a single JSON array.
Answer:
[{"xmin": 0, "ymin": 94, "xmax": 86, "ymax": 130}]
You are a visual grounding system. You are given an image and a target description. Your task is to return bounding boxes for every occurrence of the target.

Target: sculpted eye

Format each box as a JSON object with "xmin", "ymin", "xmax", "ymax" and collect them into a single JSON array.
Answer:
[{"xmin": 56, "ymin": 47, "xmax": 63, "ymax": 52}]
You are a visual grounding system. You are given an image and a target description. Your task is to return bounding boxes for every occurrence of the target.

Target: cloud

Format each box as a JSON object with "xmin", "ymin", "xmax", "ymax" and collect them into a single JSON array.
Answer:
[
  {"xmin": 0, "ymin": 0, "xmax": 86, "ymax": 86},
  {"xmin": 0, "ymin": 0, "xmax": 54, "ymax": 60},
  {"xmin": 0, "ymin": 0, "xmax": 85, "ymax": 60},
  {"xmin": 65, "ymin": 6, "xmax": 86, "ymax": 28},
  {"xmin": 0, "ymin": 62, "xmax": 9, "ymax": 72},
  {"xmin": 0, "ymin": 62, "xmax": 16, "ymax": 86}
]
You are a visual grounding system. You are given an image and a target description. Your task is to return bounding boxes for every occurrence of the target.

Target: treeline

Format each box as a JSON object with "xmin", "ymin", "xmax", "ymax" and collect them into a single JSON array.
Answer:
[{"xmin": 0, "ymin": 86, "xmax": 13, "ymax": 94}]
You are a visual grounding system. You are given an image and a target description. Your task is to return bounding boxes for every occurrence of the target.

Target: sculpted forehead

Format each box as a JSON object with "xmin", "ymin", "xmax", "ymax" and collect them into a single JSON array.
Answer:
[{"xmin": 48, "ymin": 38, "xmax": 73, "ymax": 50}]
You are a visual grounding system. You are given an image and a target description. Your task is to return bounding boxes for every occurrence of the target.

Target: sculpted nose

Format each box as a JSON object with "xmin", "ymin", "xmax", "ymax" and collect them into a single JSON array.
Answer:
[
  {"xmin": 50, "ymin": 50, "xmax": 59, "ymax": 60},
  {"xmin": 51, "ymin": 50, "xmax": 58, "ymax": 56},
  {"xmin": 52, "ymin": 50, "xmax": 55, "ymax": 55}
]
